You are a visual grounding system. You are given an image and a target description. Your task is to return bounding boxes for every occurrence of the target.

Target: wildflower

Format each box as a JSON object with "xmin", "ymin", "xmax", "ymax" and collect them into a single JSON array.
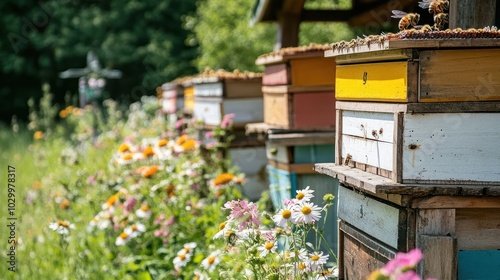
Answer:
[
  {"xmin": 221, "ymin": 113, "xmax": 235, "ymax": 128},
  {"xmin": 176, "ymin": 135, "xmax": 188, "ymax": 145},
  {"xmin": 287, "ymin": 248, "xmax": 308, "ymax": 262},
  {"xmin": 294, "ymin": 186, "xmax": 315, "ymax": 203},
  {"xmin": 222, "ymin": 200, "xmax": 261, "ymax": 230},
  {"xmin": 34, "ymin": 131, "xmax": 44, "ymax": 140},
  {"xmin": 213, "ymin": 222, "xmax": 233, "ymax": 239},
  {"xmin": 173, "ymin": 250, "xmax": 192, "ymax": 270},
  {"xmin": 123, "ymin": 196, "xmax": 137, "ymax": 213},
  {"xmin": 202, "ymin": 250, "xmax": 221, "ymax": 271},
  {"xmin": 316, "ymin": 267, "xmax": 338, "ymax": 279},
  {"xmin": 124, "ymin": 223, "xmax": 146, "ymax": 238},
  {"xmin": 273, "ymin": 205, "xmax": 294, "ymax": 227},
  {"xmin": 182, "ymin": 242, "xmax": 197, "ymax": 254},
  {"xmin": 118, "ymin": 143, "xmax": 130, "ymax": 153},
  {"xmin": 308, "ymin": 251, "xmax": 329, "ymax": 270},
  {"xmin": 115, "ymin": 232, "xmax": 131, "ymax": 246},
  {"xmin": 258, "ymin": 241, "xmax": 277, "ymax": 257},
  {"xmin": 181, "ymin": 139, "xmax": 196, "ymax": 151},
  {"xmin": 49, "ymin": 220, "xmax": 75, "ymax": 235},
  {"xmin": 102, "ymin": 194, "xmax": 119, "ymax": 210},
  {"xmin": 142, "ymin": 146, "xmax": 155, "ymax": 157},
  {"xmin": 292, "ymin": 201, "xmax": 322, "ymax": 224},
  {"xmin": 157, "ymin": 139, "xmax": 168, "ymax": 147},
  {"xmin": 135, "ymin": 204, "xmax": 151, "ymax": 218},
  {"xmin": 381, "ymin": 248, "xmax": 423, "ymax": 276},
  {"xmin": 136, "ymin": 165, "xmax": 160, "ymax": 178},
  {"xmin": 59, "ymin": 199, "xmax": 70, "ymax": 210},
  {"xmin": 213, "ymin": 173, "xmax": 235, "ymax": 187}
]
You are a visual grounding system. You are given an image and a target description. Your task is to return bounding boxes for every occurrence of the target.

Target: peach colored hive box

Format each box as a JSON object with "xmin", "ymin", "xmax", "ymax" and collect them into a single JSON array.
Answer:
[{"xmin": 256, "ymin": 44, "xmax": 336, "ymax": 130}]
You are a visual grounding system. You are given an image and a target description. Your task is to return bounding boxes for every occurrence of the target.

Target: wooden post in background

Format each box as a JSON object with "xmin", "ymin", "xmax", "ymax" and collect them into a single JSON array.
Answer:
[{"xmin": 449, "ymin": 0, "xmax": 497, "ymax": 29}]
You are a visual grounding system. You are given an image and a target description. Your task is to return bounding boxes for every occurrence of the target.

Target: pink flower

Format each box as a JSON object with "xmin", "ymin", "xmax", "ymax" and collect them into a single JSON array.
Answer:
[
  {"xmin": 123, "ymin": 197, "xmax": 136, "ymax": 212},
  {"xmin": 382, "ymin": 248, "xmax": 423, "ymax": 275},
  {"xmin": 220, "ymin": 113, "xmax": 235, "ymax": 128},
  {"xmin": 175, "ymin": 119, "xmax": 183, "ymax": 129},
  {"xmin": 222, "ymin": 199, "xmax": 261, "ymax": 230},
  {"xmin": 205, "ymin": 131, "xmax": 213, "ymax": 138},
  {"xmin": 397, "ymin": 271, "xmax": 421, "ymax": 280}
]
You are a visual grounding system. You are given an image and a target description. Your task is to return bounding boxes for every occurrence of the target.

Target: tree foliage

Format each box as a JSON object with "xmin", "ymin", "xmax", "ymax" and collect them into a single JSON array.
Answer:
[{"xmin": 0, "ymin": 0, "xmax": 198, "ymax": 122}]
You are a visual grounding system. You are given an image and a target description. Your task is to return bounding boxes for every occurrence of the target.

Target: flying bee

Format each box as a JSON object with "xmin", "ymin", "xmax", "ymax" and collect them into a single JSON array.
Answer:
[
  {"xmin": 391, "ymin": 10, "xmax": 420, "ymax": 31},
  {"xmin": 433, "ymin": 13, "xmax": 449, "ymax": 30},
  {"xmin": 418, "ymin": 0, "xmax": 449, "ymax": 15}
]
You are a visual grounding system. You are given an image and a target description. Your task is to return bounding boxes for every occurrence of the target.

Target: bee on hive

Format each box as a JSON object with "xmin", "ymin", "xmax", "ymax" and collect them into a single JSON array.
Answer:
[
  {"xmin": 418, "ymin": 0, "xmax": 449, "ymax": 15},
  {"xmin": 434, "ymin": 12, "xmax": 449, "ymax": 30},
  {"xmin": 391, "ymin": 10, "xmax": 421, "ymax": 31}
]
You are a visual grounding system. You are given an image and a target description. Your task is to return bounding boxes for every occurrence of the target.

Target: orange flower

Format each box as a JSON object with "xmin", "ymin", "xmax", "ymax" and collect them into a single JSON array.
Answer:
[
  {"xmin": 59, "ymin": 199, "xmax": 70, "ymax": 210},
  {"xmin": 118, "ymin": 143, "xmax": 130, "ymax": 153},
  {"xmin": 181, "ymin": 139, "xmax": 196, "ymax": 151},
  {"xmin": 213, "ymin": 173, "xmax": 235, "ymax": 186},
  {"xmin": 166, "ymin": 185, "xmax": 175, "ymax": 198},
  {"xmin": 158, "ymin": 139, "xmax": 168, "ymax": 147},
  {"xmin": 104, "ymin": 194, "xmax": 119, "ymax": 208},
  {"xmin": 142, "ymin": 146, "xmax": 155, "ymax": 157},
  {"xmin": 122, "ymin": 153, "xmax": 133, "ymax": 160},
  {"xmin": 34, "ymin": 131, "xmax": 44, "ymax": 140},
  {"xmin": 176, "ymin": 135, "xmax": 187, "ymax": 145},
  {"xmin": 140, "ymin": 166, "xmax": 160, "ymax": 178}
]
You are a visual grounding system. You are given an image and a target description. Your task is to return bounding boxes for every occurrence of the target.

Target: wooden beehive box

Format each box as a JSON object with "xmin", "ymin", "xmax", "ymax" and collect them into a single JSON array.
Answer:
[
  {"xmin": 328, "ymin": 39, "xmax": 500, "ymax": 103},
  {"xmin": 192, "ymin": 69, "xmax": 264, "ymax": 127},
  {"xmin": 256, "ymin": 44, "xmax": 336, "ymax": 130},
  {"xmin": 315, "ymin": 164, "xmax": 500, "ymax": 280},
  {"xmin": 181, "ymin": 77, "xmax": 195, "ymax": 115},
  {"xmin": 335, "ymin": 101, "xmax": 500, "ymax": 184},
  {"xmin": 160, "ymin": 82, "xmax": 184, "ymax": 114}
]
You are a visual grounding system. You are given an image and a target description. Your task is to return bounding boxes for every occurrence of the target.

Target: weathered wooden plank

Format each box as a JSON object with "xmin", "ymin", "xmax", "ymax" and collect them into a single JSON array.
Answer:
[
  {"xmin": 224, "ymin": 79, "xmax": 263, "ymax": 99},
  {"xmin": 267, "ymin": 160, "xmax": 316, "ymax": 174},
  {"xmin": 342, "ymin": 110, "xmax": 394, "ymax": 143},
  {"xmin": 267, "ymin": 131, "xmax": 336, "ymax": 145},
  {"xmin": 402, "ymin": 113, "xmax": 500, "ymax": 183},
  {"xmin": 336, "ymin": 61, "xmax": 411, "ymax": 102},
  {"xmin": 292, "ymin": 91, "xmax": 336, "ymax": 129},
  {"xmin": 262, "ymin": 85, "xmax": 334, "ymax": 94},
  {"xmin": 416, "ymin": 209, "xmax": 456, "ymax": 243},
  {"xmin": 342, "ymin": 134, "xmax": 394, "ymax": 171},
  {"xmin": 341, "ymin": 223, "xmax": 394, "ymax": 280},
  {"xmin": 333, "ymin": 49, "xmax": 416, "ymax": 65},
  {"xmin": 455, "ymin": 208, "xmax": 500, "ymax": 250},
  {"xmin": 420, "ymin": 49, "xmax": 500, "ymax": 102},
  {"xmin": 262, "ymin": 63, "xmax": 289, "ymax": 86},
  {"xmin": 412, "ymin": 196, "xmax": 500, "ymax": 209},
  {"xmin": 419, "ymin": 235, "xmax": 458, "ymax": 280},
  {"xmin": 256, "ymin": 51, "xmax": 325, "ymax": 65},
  {"xmin": 194, "ymin": 82, "xmax": 224, "ymax": 97},
  {"xmin": 193, "ymin": 99, "xmax": 223, "ymax": 126},
  {"xmin": 335, "ymin": 109, "xmax": 342, "ymax": 167},
  {"xmin": 393, "ymin": 112, "xmax": 404, "ymax": 183},
  {"xmin": 458, "ymin": 250, "xmax": 500, "ymax": 279},
  {"xmin": 336, "ymin": 101, "xmax": 408, "ymax": 113},
  {"xmin": 338, "ymin": 186, "xmax": 401, "ymax": 248},
  {"xmin": 264, "ymin": 92, "xmax": 290, "ymax": 127},
  {"xmin": 265, "ymin": 142, "xmax": 290, "ymax": 163},
  {"xmin": 223, "ymin": 98, "xmax": 263, "ymax": 125},
  {"xmin": 449, "ymin": 0, "xmax": 497, "ymax": 29},
  {"xmin": 290, "ymin": 57, "xmax": 336, "ymax": 86}
]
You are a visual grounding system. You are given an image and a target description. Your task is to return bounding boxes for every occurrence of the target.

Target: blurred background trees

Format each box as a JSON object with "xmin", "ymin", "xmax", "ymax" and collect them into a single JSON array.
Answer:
[{"xmin": 0, "ymin": 0, "xmax": 353, "ymax": 123}]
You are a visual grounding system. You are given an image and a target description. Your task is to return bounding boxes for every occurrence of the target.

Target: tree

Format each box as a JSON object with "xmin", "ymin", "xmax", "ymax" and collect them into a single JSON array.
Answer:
[{"xmin": 0, "ymin": 0, "xmax": 199, "ymax": 122}]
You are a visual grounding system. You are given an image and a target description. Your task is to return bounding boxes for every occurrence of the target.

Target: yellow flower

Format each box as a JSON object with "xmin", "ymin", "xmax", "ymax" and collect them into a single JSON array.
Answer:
[
  {"xmin": 137, "ymin": 165, "xmax": 160, "ymax": 178},
  {"xmin": 213, "ymin": 173, "xmax": 234, "ymax": 186},
  {"xmin": 34, "ymin": 131, "xmax": 44, "ymax": 140},
  {"xmin": 158, "ymin": 139, "xmax": 168, "ymax": 147},
  {"xmin": 118, "ymin": 143, "xmax": 130, "ymax": 153},
  {"xmin": 181, "ymin": 139, "xmax": 196, "ymax": 151},
  {"xmin": 59, "ymin": 199, "xmax": 70, "ymax": 210},
  {"xmin": 176, "ymin": 135, "xmax": 188, "ymax": 145},
  {"xmin": 142, "ymin": 146, "xmax": 155, "ymax": 157}
]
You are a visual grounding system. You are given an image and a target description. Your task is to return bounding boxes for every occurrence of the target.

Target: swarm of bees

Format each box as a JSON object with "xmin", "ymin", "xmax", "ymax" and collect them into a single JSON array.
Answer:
[{"xmin": 330, "ymin": 0, "xmax": 500, "ymax": 53}]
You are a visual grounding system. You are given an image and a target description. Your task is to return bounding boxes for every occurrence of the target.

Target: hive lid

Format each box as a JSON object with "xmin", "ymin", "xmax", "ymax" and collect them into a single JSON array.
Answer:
[{"xmin": 256, "ymin": 43, "xmax": 332, "ymax": 65}]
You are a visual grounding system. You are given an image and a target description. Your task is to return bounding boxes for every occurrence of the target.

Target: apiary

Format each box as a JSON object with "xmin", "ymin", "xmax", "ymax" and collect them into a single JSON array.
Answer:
[
  {"xmin": 192, "ymin": 69, "xmax": 263, "ymax": 127},
  {"xmin": 317, "ymin": 32, "xmax": 500, "ymax": 280},
  {"xmin": 181, "ymin": 78, "xmax": 195, "ymax": 116},
  {"xmin": 256, "ymin": 44, "xmax": 336, "ymax": 130}
]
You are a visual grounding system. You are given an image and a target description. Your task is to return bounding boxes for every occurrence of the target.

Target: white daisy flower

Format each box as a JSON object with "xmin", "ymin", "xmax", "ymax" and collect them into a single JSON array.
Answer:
[
  {"xmin": 201, "ymin": 250, "xmax": 221, "ymax": 272},
  {"xmin": 173, "ymin": 251, "xmax": 191, "ymax": 269},
  {"xmin": 315, "ymin": 266, "xmax": 338, "ymax": 279},
  {"xmin": 273, "ymin": 205, "xmax": 294, "ymax": 227},
  {"xmin": 193, "ymin": 270, "xmax": 211, "ymax": 280},
  {"xmin": 287, "ymin": 248, "xmax": 309, "ymax": 262},
  {"xmin": 257, "ymin": 241, "xmax": 277, "ymax": 257},
  {"xmin": 135, "ymin": 204, "xmax": 152, "ymax": 219},
  {"xmin": 308, "ymin": 251, "xmax": 329, "ymax": 271},
  {"xmin": 292, "ymin": 201, "xmax": 322, "ymax": 224},
  {"xmin": 124, "ymin": 223, "xmax": 146, "ymax": 238},
  {"xmin": 294, "ymin": 186, "xmax": 314, "ymax": 203},
  {"xmin": 182, "ymin": 242, "xmax": 197, "ymax": 254},
  {"xmin": 49, "ymin": 220, "xmax": 75, "ymax": 235},
  {"xmin": 213, "ymin": 222, "xmax": 235, "ymax": 239},
  {"xmin": 115, "ymin": 232, "xmax": 132, "ymax": 246}
]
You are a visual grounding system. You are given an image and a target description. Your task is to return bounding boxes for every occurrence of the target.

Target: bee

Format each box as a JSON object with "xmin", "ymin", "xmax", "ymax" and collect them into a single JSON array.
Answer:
[
  {"xmin": 418, "ymin": 0, "xmax": 449, "ymax": 15},
  {"xmin": 391, "ymin": 10, "xmax": 420, "ymax": 31},
  {"xmin": 433, "ymin": 13, "xmax": 449, "ymax": 30}
]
